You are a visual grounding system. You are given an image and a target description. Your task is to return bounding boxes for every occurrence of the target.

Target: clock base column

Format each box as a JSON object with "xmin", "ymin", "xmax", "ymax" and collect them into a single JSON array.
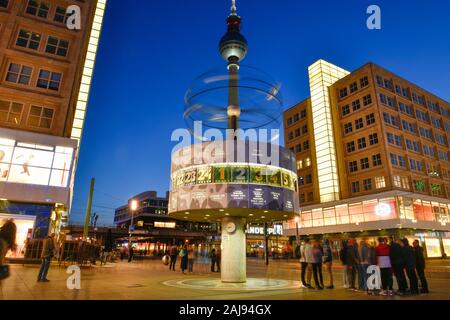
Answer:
[{"xmin": 220, "ymin": 217, "xmax": 247, "ymax": 283}]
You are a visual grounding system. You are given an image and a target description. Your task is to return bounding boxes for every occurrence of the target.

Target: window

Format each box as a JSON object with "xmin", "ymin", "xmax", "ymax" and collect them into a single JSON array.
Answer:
[
  {"xmin": 445, "ymin": 122, "xmax": 450, "ymax": 132},
  {"xmin": 366, "ymin": 113, "xmax": 375, "ymax": 125},
  {"xmin": 363, "ymin": 178, "xmax": 372, "ymax": 191},
  {"xmin": 409, "ymin": 159, "xmax": 423, "ymax": 171},
  {"xmin": 16, "ymin": 29, "xmax": 41, "ymax": 50},
  {"xmin": 294, "ymin": 128, "xmax": 300, "ymax": 137},
  {"xmin": 339, "ymin": 88, "xmax": 348, "ymax": 99},
  {"xmin": 6, "ymin": 63, "xmax": 32, "ymax": 85},
  {"xmin": 369, "ymin": 133, "xmax": 378, "ymax": 145},
  {"xmin": 435, "ymin": 133, "xmax": 446, "ymax": 146},
  {"xmin": 355, "ymin": 118, "xmax": 363, "ymax": 130},
  {"xmin": 399, "ymin": 156, "xmax": 406, "ymax": 167},
  {"xmin": 352, "ymin": 99, "xmax": 361, "ymax": 111},
  {"xmin": 438, "ymin": 150, "xmax": 449, "ymax": 162},
  {"xmin": 402, "ymin": 120, "xmax": 417, "ymax": 134},
  {"xmin": 380, "ymin": 93, "xmax": 396, "ymax": 109},
  {"xmin": 54, "ymin": 6, "xmax": 69, "ymax": 23},
  {"xmin": 288, "ymin": 131, "xmax": 293, "ymax": 140},
  {"xmin": 399, "ymin": 102, "xmax": 413, "ymax": 116},
  {"xmin": 299, "ymin": 193, "xmax": 305, "ymax": 203},
  {"xmin": 375, "ymin": 176, "xmax": 386, "ymax": 189},
  {"xmin": 387, "ymin": 133, "xmax": 402, "ymax": 147},
  {"xmin": 293, "ymin": 113, "xmax": 299, "ymax": 122},
  {"xmin": 393, "ymin": 176, "xmax": 401, "ymax": 188},
  {"xmin": 298, "ymin": 176, "xmax": 304, "ymax": 186},
  {"xmin": 295, "ymin": 144, "xmax": 301, "ymax": 153},
  {"xmin": 307, "ymin": 192, "xmax": 313, "ymax": 202},
  {"xmin": 301, "ymin": 124, "xmax": 308, "ymax": 134},
  {"xmin": 360, "ymin": 76, "xmax": 369, "ymax": 88},
  {"xmin": 347, "ymin": 141, "xmax": 355, "ymax": 153},
  {"xmin": 305, "ymin": 157, "xmax": 311, "ymax": 167},
  {"xmin": 419, "ymin": 127, "xmax": 432, "ymax": 139},
  {"xmin": 383, "ymin": 112, "xmax": 399, "ymax": 127},
  {"xmin": 27, "ymin": 106, "xmax": 54, "ymax": 129},
  {"xmin": 431, "ymin": 116, "xmax": 442, "ymax": 129},
  {"xmin": 363, "ymin": 94, "xmax": 372, "ymax": 106},
  {"xmin": 300, "ymin": 109, "xmax": 307, "ymax": 119},
  {"xmin": 357, "ymin": 137, "xmax": 366, "ymax": 149},
  {"xmin": 351, "ymin": 181, "xmax": 360, "ymax": 193},
  {"xmin": 0, "ymin": 0, "xmax": 9, "ymax": 8},
  {"xmin": 349, "ymin": 161, "xmax": 358, "ymax": 173},
  {"xmin": 45, "ymin": 36, "xmax": 69, "ymax": 57},
  {"xmin": 390, "ymin": 153, "xmax": 398, "ymax": 166},
  {"xmin": 415, "ymin": 109, "xmax": 429, "ymax": 122},
  {"xmin": 306, "ymin": 174, "xmax": 312, "ymax": 184},
  {"xmin": 37, "ymin": 70, "xmax": 62, "ymax": 91},
  {"xmin": 405, "ymin": 139, "xmax": 420, "ymax": 152},
  {"xmin": 342, "ymin": 105, "xmax": 350, "ymax": 116},
  {"xmin": 360, "ymin": 157, "xmax": 369, "ymax": 169},
  {"xmin": 344, "ymin": 122, "xmax": 352, "ymax": 134},
  {"xmin": 372, "ymin": 154, "xmax": 382, "ymax": 166},
  {"xmin": 423, "ymin": 145, "xmax": 435, "ymax": 157},
  {"xmin": 303, "ymin": 140, "xmax": 309, "ymax": 150},
  {"xmin": 0, "ymin": 100, "xmax": 23, "ymax": 124},
  {"xmin": 427, "ymin": 100, "xmax": 440, "ymax": 113},
  {"xmin": 349, "ymin": 82, "xmax": 358, "ymax": 93},
  {"xmin": 296, "ymin": 160, "xmax": 303, "ymax": 170},
  {"xmin": 414, "ymin": 180, "xmax": 426, "ymax": 192},
  {"xmin": 26, "ymin": 0, "xmax": 49, "ymax": 18},
  {"xmin": 287, "ymin": 117, "xmax": 293, "ymax": 126}
]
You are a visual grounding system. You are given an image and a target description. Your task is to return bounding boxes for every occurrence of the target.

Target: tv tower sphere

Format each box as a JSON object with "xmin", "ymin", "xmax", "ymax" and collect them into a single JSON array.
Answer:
[{"xmin": 219, "ymin": 0, "xmax": 248, "ymax": 63}]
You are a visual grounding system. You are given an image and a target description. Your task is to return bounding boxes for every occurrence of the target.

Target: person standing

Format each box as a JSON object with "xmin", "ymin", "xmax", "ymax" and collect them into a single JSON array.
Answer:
[
  {"xmin": 311, "ymin": 240, "xmax": 324, "ymax": 290},
  {"xmin": 187, "ymin": 246, "xmax": 195, "ymax": 273},
  {"xmin": 128, "ymin": 245, "xmax": 134, "ymax": 263},
  {"xmin": 402, "ymin": 238, "xmax": 419, "ymax": 295},
  {"xmin": 37, "ymin": 233, "xmax": 55, "ymax": 282},
  {"xmin": 304, "ymin": 238, "xmax": 314, "ymax": 289},
  {"xmin": 376, "ymin": 237, "xmax": 393, "ymax": 295},
  {"xmin": 169, "ymin": 245, "xmax": 178, "ymax": 271},
  {"xmin": 412, "ymin": 240, "xmax": 429, "ymax": 293},
  {"xmin": 0, "ymin": 220, "xmax": 17, "ymax": 281},
  {"xmin": 345, "ymin": 239, "xmax": 359, "ymax": 290},
  {"xmin": 358, "ymin": 239, "xmax": 370, "ymax": 292},
  {"xmin": 322, "ymin": 239, "xmax": 334, "ymax": 289},
  {"xmin": 180, "ymin": 245, "xmax": 188, "ymax": 274},
  {"xmin": 215, "ymin": 249, "xmax": 221, "ymax": 272},
  {"xmin": 210, "ymin": 248, "xmax": 217, "ymax": 272},
  {"xmin": 390, "ymin": 238, "xmax": 408, "ymax": 294},
  {"xmin": 299, "ymin": 240, "xmax": 309, "ymax": 288},
  {"xmin": 339, "ymin": 240, "xmax": 349, "ymax": 288}
]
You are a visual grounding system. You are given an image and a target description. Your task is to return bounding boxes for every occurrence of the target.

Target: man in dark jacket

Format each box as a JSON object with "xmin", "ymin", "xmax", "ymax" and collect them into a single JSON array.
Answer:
[
  {"xmin": 345, "ymin": 239, "xmax": 359, "ymax": 290},
  {"xmin": 402, "ymin": 238, "xmax": 419, "ymax": 294},
  {"xmin": 413, "ymin": 240, "xmax": 429, "ymax": 293},
  {"xmin": 37, "ymin": 233, "xmax": 55, "ymax": 282},
  {"xmin": 390, "ymin": 238, "xmax": 408, "ymax": 294}
]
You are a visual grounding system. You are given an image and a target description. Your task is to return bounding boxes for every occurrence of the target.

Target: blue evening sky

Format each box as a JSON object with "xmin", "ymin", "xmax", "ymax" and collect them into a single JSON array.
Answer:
[{"xmin": 70, "ymin": 0, "xmax": 450, "ymax": 225}]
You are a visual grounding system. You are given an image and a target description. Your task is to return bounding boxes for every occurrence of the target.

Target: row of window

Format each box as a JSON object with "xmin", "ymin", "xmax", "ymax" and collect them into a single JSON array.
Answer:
[
  {"xmin": 296, "ymin": 157, "xmax": 311, "ymax": 170},
  {"xmin": 287, "ymin": 124, "xmax": 308, "ymax": 140},
  {"xmin": 16, "ymin": 29, "xmax": 70, "ymax": 57},
  {"xmin": 5, "ymin": 62, "xmax": 62, "ymax": 91},
  {"xmin": 338, "ymin": 76, "xmax": 369, "ymax": 99},
  {"xmin": 289, "ymin": 140, "xmax": 310, "ymax": 154},
  {"xmin": 343, "ymin": 113, "xmax": 376, "ymax": 134},
  {"xmin": 392, "ymin": 175, "xmax": 447, "ymax": 197},
  {"xmin": 351, "ymin": 176, "xmax": 386, "ymax": 193},
  {"xmin": 0, "ymin": 99, "xmax": 54, "ymax": 129},
  {"xmin": 348, "ymin": 154, "xmax": 382, "ymax": 173},
  {"xmin": 1, "ymin": 0, "xmax": 71, "ymax": 26},
  {"xmin": 286, "ymin": 109, "xmax": 307, "ymax": 126},
  {"xmin": 376, "ymin": 74, "xmax": 448, "ymax": 119},
  {"xmin": 346, "ymin": 133, "xmax": 379, "ymax": 153},
  {"xmin": 341, "ymin": 94, "xmax": 372, "ymax": 117}
]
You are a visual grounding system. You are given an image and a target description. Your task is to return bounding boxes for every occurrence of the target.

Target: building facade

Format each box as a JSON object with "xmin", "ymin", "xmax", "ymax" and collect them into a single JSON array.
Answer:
[
  {"xmin": 284, "ymin": 60, "xmax": 450, "ymax": 258},
  {"xmin": 0, "ymin": 0, "xmax": 106, "ymax": 255}
]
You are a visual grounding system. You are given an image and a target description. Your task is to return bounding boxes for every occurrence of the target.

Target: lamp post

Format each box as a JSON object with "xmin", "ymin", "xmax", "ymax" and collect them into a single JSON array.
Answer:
[
  {"xmin": 128, "ymin": 200, "xmax": 138, "ymax": 246},
  {"xmin": 294, "ymin": 216, "xmax": 300, "ymax": 245}
]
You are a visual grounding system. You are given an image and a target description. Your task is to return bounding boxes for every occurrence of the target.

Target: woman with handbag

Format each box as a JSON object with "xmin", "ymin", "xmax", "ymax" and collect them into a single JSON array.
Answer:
[{"xmin": 0, "ymin": 219, "xmax": 17, "ymax": 281}]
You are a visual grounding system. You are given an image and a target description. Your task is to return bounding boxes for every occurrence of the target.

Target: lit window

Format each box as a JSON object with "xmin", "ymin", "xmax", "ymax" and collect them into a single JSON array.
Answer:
[
  {"xmin": 0, "ymin": 100, "xmax": 23, "ymax": 124},
  {"xmin": 375, "ymin": 176, "xmax": 386, "ymax": 189},
  {"xmin": 27, "ymin": 105, "xmax": 54, "ymax": 129},
  {"xmin": 16, "ymin": 29, "xmax": 41, "ymax": 50},
  {"xmin": 393, "ymin": 176, "xmax": 402, "ymax": 188},
  {"xmin": 305, "ymin": 158, "xmax": 311, "ymax": 167},
  {"xmin": 296, "ymin": 160, "xmax": 303, "ymax": 170}
]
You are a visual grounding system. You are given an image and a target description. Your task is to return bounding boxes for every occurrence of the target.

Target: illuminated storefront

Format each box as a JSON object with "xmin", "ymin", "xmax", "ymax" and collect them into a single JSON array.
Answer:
[{"xmin": 0, "ymin": 128, "xmax": 76, "ymax": 245}]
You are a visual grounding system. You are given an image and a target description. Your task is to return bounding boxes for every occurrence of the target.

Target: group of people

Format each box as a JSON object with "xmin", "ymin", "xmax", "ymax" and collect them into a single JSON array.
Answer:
[
  {"xmin": 167, "ymin": 246, "xmax": 221, "ymax": 274},
  {"xmin": 298, "ymin": 236, "xmax": 429, "ymax": 296},
  {"xmin": 0, "ymin": 219, "xmax": 56, "ymax": 283}
]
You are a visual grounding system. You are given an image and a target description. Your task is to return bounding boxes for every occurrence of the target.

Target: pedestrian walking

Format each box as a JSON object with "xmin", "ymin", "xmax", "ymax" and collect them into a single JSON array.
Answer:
[
  {"xmin": 402, "ymin": 238, "xmax": 419, "ymax": 295},
  {"xmin": 169, "ymin": 245, "xmax": 178, "ymax": 271},
  {"xmin": 0, "ymin": 220, "xmax": 17, "ymax": 281},
  {"xmin": 180, "ymin": 245, "xmax": 188, "ymax": 274},
  {"xmin": 37, "ymin": 233, "xmax": 56, "ymax": 282},
  {"xmin": 322, "ymin": 239, "xmax": 334, "ymax": 289},
  {"xmin": 413, "ymin": 240, "xmax": 429, "ymax": 293},
  {"xmin": 375, "ymin": 237, "xmax": 394, "ymax": 295},
  {"xmin": 311, "ymin": 240, "xmax": 324, "ymax": 290}
]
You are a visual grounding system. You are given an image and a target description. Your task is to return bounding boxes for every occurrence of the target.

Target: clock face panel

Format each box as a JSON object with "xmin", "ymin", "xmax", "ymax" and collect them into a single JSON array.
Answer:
[{"xmin": 225, "ymin": 222, "xmax": 236, "ymax": 233}]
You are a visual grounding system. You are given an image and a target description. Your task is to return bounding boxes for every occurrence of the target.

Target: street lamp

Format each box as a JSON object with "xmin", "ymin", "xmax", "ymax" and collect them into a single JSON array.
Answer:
[
  {"xmin": 129, "ymin": 199, "xmax": 138, "ymax": 246},
  {"xmin": 294, "ymin": 216, "xmax": 300, "ymax": 245}
]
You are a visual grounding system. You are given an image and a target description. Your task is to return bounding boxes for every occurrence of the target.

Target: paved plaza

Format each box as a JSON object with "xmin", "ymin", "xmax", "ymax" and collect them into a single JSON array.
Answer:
[{"xmin": 1, "ymin": 258, "xmax": 450, "ymax": 300}]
